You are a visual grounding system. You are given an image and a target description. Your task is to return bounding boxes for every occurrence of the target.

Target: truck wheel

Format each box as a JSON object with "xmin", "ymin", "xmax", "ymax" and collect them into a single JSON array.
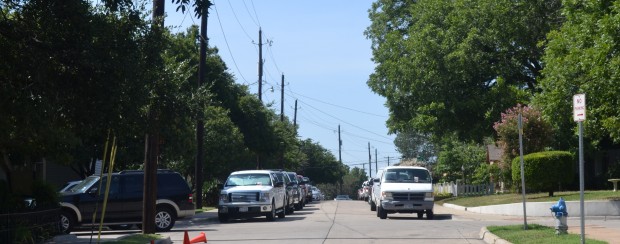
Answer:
[
  {"xmin": 378, "ymin": 205, "xmax": 387, "ymax": 219},
  {"xmin": 417, "ymin": 212, "xmax": 424, "ymax": 219},
  {"xmin": 426, "ymin": 210, "xmax": 434, "ymax": 220},
  {"xmin": 155, "ymin": 206, "xmax": 176, "ymax": 232},
  {"xmin": 60, "ymin": 210, "xmax": 75, "ymax": 234},
  {"xmin": 370, "ymin": 201, "xmax": 376, "ymax": 211},
  {"xmin": 266, "ymin": 202, "xmax": 276, "ymax": 221},
  {"xmin": 218, "ymin": 213, "xmax": 229, "ymax": 223}
]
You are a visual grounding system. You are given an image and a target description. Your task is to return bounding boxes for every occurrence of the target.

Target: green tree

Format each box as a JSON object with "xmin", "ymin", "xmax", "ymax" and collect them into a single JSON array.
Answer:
[
  {"xmin": 393, "ymin": 130, "xmax": 437, "ymax": 163},
  {"xmin": 365, "ymin": 0, "xmax": 561, "ymax": 143},
  {"xmin": 535, "ymin": 0, "xmax": 620, "ymax": 148},
  {"xmin": 434, "ymin": 135, "xmax": 486, "ymax": 183},
  {"xmin": 299, "ymin": 139, "xmax": 346, "ymax": 184}
]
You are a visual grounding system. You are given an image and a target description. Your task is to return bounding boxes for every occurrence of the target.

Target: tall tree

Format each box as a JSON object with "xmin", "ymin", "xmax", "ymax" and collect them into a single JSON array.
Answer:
[
  {"xmin": 535, "ymin": 0, "xmax": 620, "ymax": 148},
  {"xmin": 365, "ymin": 0, "xmax": 561, "ymax": 143}
]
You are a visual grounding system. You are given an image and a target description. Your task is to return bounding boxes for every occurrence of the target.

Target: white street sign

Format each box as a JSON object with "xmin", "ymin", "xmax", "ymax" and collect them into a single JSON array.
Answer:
[{"xmin": 573, "ymin": 94, "xmax": 586, "ymax": 122}]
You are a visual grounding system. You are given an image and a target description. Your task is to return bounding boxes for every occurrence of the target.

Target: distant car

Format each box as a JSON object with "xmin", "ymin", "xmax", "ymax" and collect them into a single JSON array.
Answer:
[
  {"xmin": 59, "ymin": 180, "xmax": 82, "ymax": 193},
  {"xmin": 334, "ymin": 195, "xmax": 351, "ymax": 201}
]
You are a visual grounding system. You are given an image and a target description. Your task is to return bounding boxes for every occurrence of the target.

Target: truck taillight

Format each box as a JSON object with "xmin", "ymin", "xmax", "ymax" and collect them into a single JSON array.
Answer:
[{"xmin": 188, "ymin": 193, "xmax": 194, "ymax": 203}]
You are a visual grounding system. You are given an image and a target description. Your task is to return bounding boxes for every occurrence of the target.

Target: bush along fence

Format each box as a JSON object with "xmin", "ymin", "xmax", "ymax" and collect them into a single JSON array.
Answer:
[
  {"xmin": 434, "ymin": 182, "xmax": 495, "ymax": 197},
  {"xmin": 0, "ymin": 208, "xmax": 61, "ymax": 243}
]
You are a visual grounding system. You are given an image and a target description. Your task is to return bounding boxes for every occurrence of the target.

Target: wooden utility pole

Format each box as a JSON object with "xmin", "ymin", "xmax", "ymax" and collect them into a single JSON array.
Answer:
[
  {"xmin": 143, "ymin": 0, "xmax": 165, "ymax": 234},
  {"xmin": 375, "ymin": 149, "xmax": 378, "ymax": 174},
  {"xmin": 368, "ymin": 143, "xmax": 372, "ymax": 178},
  {"xmin": 338, "ymin": 125, "xmax": 342, "ymax": 164},
  {"xmin": 195, "ymin": 1, "xmax": 209, "ymax": 210},
  {"xmin": 386, "ymin": 156, "xmax": 391, "ymax": 166},
  {"xmin": 280, "ymin": 74, "xmax": 284, "ymax": 121},
  {"xmin": 258, "ymin": 28, "xmax": 263, "ymax": 101},
  {"xmin": 293, "ymin": 100, "xmax": 298, "ymax": 128}
]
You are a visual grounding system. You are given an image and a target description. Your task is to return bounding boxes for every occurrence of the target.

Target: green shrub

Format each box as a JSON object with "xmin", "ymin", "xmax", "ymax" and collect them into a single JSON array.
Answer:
[{"xmin": 512, "ymin": 151, "xmax": 574, "ymax": 196}]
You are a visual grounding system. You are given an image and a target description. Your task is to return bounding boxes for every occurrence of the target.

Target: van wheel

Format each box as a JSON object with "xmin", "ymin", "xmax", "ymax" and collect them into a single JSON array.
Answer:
[
  {"xmin": 266, "ymin": 201, "xmax": 276, "ymax": 221},
  {"xmin": 426, "ymin": 210, "xmax": 434, "ymax": 220},
  {"xmin": 60, "ymin": 210, "xmax": 75, "ymax": 234},
  {"xmin": 370, "ymin": 201, "xmax": 376, "ymax": 211},
  {"xmin": 155, "ymin": 206, "xmax": 176, "ymax": 232},
  {"xmin": 417, "ymin": 212, "xmax": 424, "ymax": 219}
]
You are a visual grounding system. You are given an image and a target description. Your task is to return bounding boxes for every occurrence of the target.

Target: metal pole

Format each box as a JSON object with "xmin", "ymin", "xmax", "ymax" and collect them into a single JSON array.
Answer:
[
  {"xmin": 518, "ymin": 113, "xmax": 528, "ymax": 229},
  {"xmin": 579, "ymin": 121, "xmax": 585, "ymax": 244}
]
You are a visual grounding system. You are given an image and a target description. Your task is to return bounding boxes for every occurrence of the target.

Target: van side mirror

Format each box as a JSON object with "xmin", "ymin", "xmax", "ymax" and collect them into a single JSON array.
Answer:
[{"xmin": 88, "ymin": 187, "xmax": 98, "ymax": 195}]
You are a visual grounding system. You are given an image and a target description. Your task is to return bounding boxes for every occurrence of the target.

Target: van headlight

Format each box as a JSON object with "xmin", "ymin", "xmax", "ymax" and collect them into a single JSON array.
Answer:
[
  {"xmin": 425, "ymin": 192, "xmax": 434, "ymax": 200},
  {"xmin": 381, "ymin": 191, "xmax": 393, "ymax": 200}
]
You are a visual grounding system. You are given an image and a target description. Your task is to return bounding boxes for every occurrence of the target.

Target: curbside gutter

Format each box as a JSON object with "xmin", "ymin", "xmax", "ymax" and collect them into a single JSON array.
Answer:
[{"xmin": 479, "ymin": 227, "xmax": 511, "ymax": 244}]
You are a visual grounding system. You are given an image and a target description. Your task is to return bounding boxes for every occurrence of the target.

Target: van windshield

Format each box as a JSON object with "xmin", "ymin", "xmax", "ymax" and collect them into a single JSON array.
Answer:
[
  {"xmin": 68, "ymin": 176, "xmax": 100, "ymax": 193},
  {"xmin": 226, "ymin": 174, "xmax": 272, "ymax": 186},
  {"xmin": 383, "ymin": 169, "xmax": 431, "ymax": 183}
]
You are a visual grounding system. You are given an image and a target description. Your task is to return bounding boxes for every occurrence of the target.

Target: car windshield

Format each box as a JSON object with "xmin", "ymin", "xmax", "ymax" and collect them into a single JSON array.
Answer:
[
  {"xmin": 67, "ymin": 176, "xmax": 99, "ymax": 193},
  {"xmin": 226, "ymin": 174, "xmax": 272, "ymax": 186},
  {"xmin": 383, "ymin": 169, "xmax": 431, "ymax": 183}
]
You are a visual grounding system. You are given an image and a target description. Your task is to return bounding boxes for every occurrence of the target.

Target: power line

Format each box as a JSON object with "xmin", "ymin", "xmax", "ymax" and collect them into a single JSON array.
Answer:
[
  {"xmin": 227, "ymin": 0, "xmax": 254, "ymax": 42},
  {"xmin": 242, "ymin": 0, "xmax": 260, "ymax": 27},
  {"xmin": 213, "ymin": 1, "xmax": 250, "ymax": 84},
  {"xmin": 288, "ymin": 89, "xmax": 387, "ymax": 118}
]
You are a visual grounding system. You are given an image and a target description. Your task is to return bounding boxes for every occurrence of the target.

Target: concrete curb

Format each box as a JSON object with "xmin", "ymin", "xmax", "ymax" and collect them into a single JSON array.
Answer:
[{"xmin": 479, "ymin": 226, "xmax": 511, "ymax": 244}]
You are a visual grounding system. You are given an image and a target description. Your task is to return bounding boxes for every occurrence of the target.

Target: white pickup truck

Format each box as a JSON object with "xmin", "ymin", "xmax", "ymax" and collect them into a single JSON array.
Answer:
[
  {"xmin": 370, "ymin": 166, "xmax": 434, "ymax": 219},
  {"xmin": 218, "ymin": 170, "xmax": 287, "ymax": 222}
]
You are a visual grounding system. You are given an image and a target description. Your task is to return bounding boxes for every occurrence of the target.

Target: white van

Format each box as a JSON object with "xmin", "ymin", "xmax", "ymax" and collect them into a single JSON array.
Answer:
[{"xmin": 371, "ymin": 166, "xmax": 434, "ymax": 219}]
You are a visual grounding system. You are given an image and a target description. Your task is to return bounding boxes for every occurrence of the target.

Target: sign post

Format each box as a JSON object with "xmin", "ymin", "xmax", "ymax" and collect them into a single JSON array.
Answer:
[{"xmin": 573, "ymin": 94, "xmax": 586, "ymax": 244}]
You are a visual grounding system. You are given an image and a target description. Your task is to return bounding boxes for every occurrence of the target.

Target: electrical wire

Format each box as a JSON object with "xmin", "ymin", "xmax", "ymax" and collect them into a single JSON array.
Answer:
[
  {"xmin": 213, "ymin": 1, "xmax": 250, "ymax": 84},
  {"xmin": 227, "ymin": 0, "xmax": 254, "ymax": 42},
  {"xmin": 242, "ymin": 0, "xmax": 260, "ymax": 27}
]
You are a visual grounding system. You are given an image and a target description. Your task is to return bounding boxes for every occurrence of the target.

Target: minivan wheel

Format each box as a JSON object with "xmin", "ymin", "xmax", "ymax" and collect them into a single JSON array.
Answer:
[
  {"xmin": 266, "ymin": 202, "xmax": 276, "ymax": 221},
  {"xmin": 155, "ymin": 206, "xmax": 176, "ymax": 232},
  {"xmin": 60, "ymin": 210, "xmax": 75, "ymax": 234},
  {"xmin": 370, "ymin": 201, "xmax": 376, "ymax": 211}
]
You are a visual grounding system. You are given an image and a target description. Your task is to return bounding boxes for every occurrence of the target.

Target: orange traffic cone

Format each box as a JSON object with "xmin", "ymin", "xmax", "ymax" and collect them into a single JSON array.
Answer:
[
  {"xmin": 183, "ymin": 230, "xmax": 190, "ymax": 244},
  {"xmin": 189, "ymin": 232, "xmax": 207, "ymax": 243}
]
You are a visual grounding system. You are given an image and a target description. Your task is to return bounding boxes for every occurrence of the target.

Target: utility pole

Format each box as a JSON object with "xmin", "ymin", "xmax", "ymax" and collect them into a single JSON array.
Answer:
[
  {"xmin": 386, "ymin": 156, "xmax": 390, "ymax": 166},
  {"xmin": 280, "ymin": 73, "xmax": 284, "ymax": 122},
  {"xmin": 258, "ymin": 28, "xmax": 263, "ymax": 101},
  {"xmin": 195, "ymin": 1, "xmax": 210, "ymax": 210},
  {"xmin": 375, "ymin": 149, "xmax": 378, "ymax": 174},
  {"xmin": 338, "ymin": 125, "xmax": 342, "ymax": 164},
  {"xmin": 143, "ymin": 0, "xmax": 165, "ymax": 234},
  {"xmin": 293, "ymin": 100, "xmax": 298, "ymax": 128},
  {"xmin": 368, "ymin": 142, "xmax": 372, "ymax": 178}
]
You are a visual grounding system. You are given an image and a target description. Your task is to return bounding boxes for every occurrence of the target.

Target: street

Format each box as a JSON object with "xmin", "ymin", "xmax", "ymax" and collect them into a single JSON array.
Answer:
[{"xmin": 65, "ymin": 200, "xmax": 528, "ymax": 244}]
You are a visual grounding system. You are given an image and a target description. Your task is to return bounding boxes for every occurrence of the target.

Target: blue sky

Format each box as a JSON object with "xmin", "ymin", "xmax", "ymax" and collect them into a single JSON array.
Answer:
[{"xmin": 165, "ymin": 0, "xmax": 400, "ymax": 176}]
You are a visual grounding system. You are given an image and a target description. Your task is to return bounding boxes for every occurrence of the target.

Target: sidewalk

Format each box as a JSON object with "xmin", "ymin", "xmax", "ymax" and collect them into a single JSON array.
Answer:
[{"xmin": 439, "ymin": 203, "xmax": 620, "ymax": 244}]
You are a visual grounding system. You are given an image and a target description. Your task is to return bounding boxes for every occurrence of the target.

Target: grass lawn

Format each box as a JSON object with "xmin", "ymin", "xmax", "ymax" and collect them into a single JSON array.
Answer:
[
  {"xmin": 487, "ymin": 224, "xmax": 606, "ymax": 244},
  {"xmin": 438, "ymin": 190, "xmax": 620, "ymax": 207},
  {"xmin": 195, "ymin": 206, "xmax": 216, "ymax": 213}
]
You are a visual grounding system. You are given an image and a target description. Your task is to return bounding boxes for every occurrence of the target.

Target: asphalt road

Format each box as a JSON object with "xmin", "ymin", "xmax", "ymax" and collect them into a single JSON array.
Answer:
[{"xmin": 55, "ymin": 199, "xmax": 539, "ymax": 244}]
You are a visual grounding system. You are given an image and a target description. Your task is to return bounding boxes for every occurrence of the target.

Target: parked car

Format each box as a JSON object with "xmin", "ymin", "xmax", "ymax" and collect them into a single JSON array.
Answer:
[
  {"xmin": 372, "ymin": 166, "xmax": 434, "ymax": 219},
  {"xmin": 311, "ymin": 186, "xmax": 322, "ymax": 201},
  {"xmin": 302, "ymin": 177, "xmax": 313, "ymax": 202},
  {"xmin": 218, "ymin": 170, "xmax": 287, "ymax": 222},
  {"xmin": 334, "ymin": 195, "xmax": 351, "ymax": 201},
  {"xmin": 59, "ymin": 169, "xmax": 195, "ymax": 233},
  {"xmin": 296, "ymin": 175, "xmax": 308, "ymax": 206},
  {"xmin": 270, "ymin": 170, "xmax": 296, "ymax": 214},
  {"xmin": 286, "ymin": 171, "xmax": 303, "ymax": 210}
]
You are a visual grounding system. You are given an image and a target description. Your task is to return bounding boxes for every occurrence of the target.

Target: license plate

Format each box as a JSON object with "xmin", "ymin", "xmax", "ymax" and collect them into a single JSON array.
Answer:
[{"xmin": 239, "ymin": 207, "xmax": 248, "ymax": 212}]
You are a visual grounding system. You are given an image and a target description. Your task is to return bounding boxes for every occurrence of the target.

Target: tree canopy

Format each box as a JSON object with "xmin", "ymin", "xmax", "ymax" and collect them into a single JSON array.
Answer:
[{"xmin": 365, "ymin": 0, "xmax": 561, "ymax": 143}]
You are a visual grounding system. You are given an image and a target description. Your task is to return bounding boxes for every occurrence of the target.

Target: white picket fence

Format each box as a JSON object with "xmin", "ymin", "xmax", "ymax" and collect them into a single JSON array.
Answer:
[{"xmin": 434, "ymin": 182, "xmax": 494, "ymax": 197}]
